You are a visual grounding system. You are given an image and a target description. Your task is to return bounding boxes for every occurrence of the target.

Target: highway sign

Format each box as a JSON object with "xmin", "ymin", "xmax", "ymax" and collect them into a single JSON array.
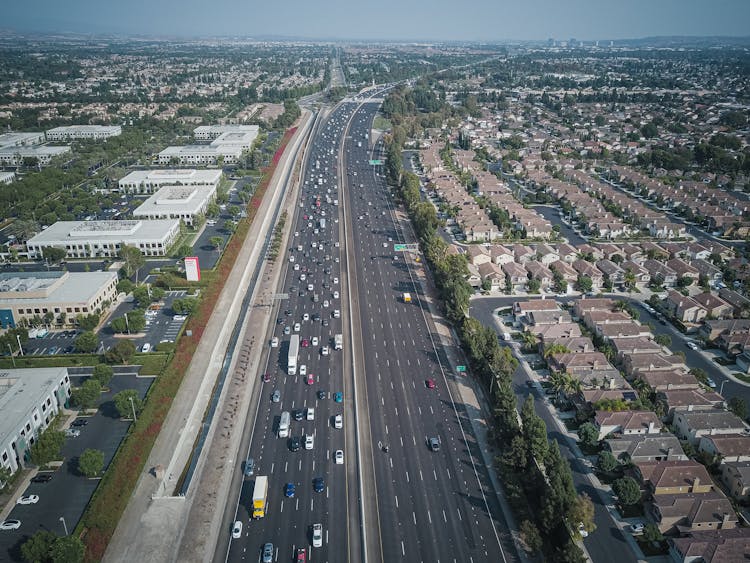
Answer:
[
  {"xmin": 393, "ymin": 243, "xmax": 419, "ymax": 252},
  {"xmin": 368, "ymin": 159, "xmax": 384, "ymax": 165},
  {"xmin": 456, "ymin": 365, "xmax": 467, "ymax": 372},
  {"xmin": 272, "ymin": 293, "xmax": 289, "ymax": 300}
]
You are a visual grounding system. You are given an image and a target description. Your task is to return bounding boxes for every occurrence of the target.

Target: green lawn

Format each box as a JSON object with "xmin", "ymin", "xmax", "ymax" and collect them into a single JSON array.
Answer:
[{"xmin": 373, "ymin": 116, "xmax": 392, "ymax": 131}]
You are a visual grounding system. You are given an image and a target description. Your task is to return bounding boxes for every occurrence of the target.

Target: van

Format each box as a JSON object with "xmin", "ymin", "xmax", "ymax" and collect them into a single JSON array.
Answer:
[{"xmin": 278, "ymin": 411, "xmax": 290, "ymax": 438}]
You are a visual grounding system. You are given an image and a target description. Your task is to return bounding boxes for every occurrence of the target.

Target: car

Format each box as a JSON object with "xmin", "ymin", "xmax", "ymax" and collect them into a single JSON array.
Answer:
[
  {"xmin": 306, "ymin": 407, "xmax": 315, "ymax": 421},
  {"xmin": 313, "ymin": 477, "xmax": 325, "ymax": 493},
  {"xmin": 244, "ymin": 457, "xmax": 255, "ymax": 476},
  {"xmin": 262, "ymin": 543, "xmax": 274, "ymax": 563},
  {"xmin": 334, "ymin": 414, "xmax": 343, "ymax": 429},
  {"xmin": 300, "ymin": 364, "xmax": 307, "ymax": 376},
  {"xmin": 296, "ymin": 548, "xmax": 307, "ymax": 563},
  {"xmin": 289, "ymin": 255, "xmax": 295, "ymax": 263},
  {"xmin": 323, "ymin": 300, "xmax": 329, "ymax": 308},
  {"xmin": 428, "ymin": 437, "xmax": 441, "ymax": 452},
  {"xmin": 284, "ymin": 326, "xmax": 291, "ymax": 335},
  {"xmin": 271, "ymin": 337, "xmax": 279, "ymax": 348},
  {"xmin": 307, "ymin": 284, "xmax": 314, "ymax": 292},
  {"xmin": 140, "ymin": 343, "xmax": 151, "ymax": 353},
  {"xmin": 706, "ymin": 378, "xmax": 717, "ymax": 388},
  {"xmin": 271, "ymin": 389, "xmax": 280, "ymax": 403},
  {"xmin": 294, "ymin": 263, "xmax": 300, "ymax": 271},
  {"xmin": 303, "ymin": 313, "xmax": 310, "ymax": 321},
  {"xmin": 311, "ymin": 336, "xmax": 319, "ymax": 346},
  {"xmin": 426, "ymin": 378, "xmax": 436, "ymax": 389},
  {"xmin": 285, "ymin": 482, "xmax": 296, "ymax": 497},
  {"xmin": 334, "ymin": 450, "xmax": 344, "ymax": 464},
  {"xmin": 30, "ymin": 474, "xmax": 52, "ymax": 483},
  {"xmin": 333, "ymin": 291, "xmax": 339, "ymax": 299},
  {"xmin": 263, "ymin": 373, "xmax": 271, "ymax": 383},
  {"xmin": 305, "ymin": 435, "xmax": 314, "ymax": 450},
  {"xmin": 578, "ymin": 522, "xmax": 589, "ymax": 538},
  {"xmin": 334, "ymin": 392, "xmax": 343, "ymax": 403},
  {"xmin": 0, "ymin": 520, "xmax": 21, "ymax": 531},
  {"xmin": 232, "ymin": 520, "xmax": 243, "ymax": 539},
  {"xmin": 71, "ymin": 418, "xmax": 88, "ymax": 427},
  {"xmin": 289, "ymin": 437, "xmax": 301, "ymax": 452},
  {"xmin": 321, "ymin": 346, "xmax": 329, "ymax": 356},
  {"xmin": 307, "ymin": 374, "xmax": 315, "ymax": 385},
  {"xmin": 64, "ymin": 428, "xmax": 80, "ymax": 438},
  {"xmin": 312, "ymin": 523, "xmax": 323, "ymax": 548},
  {"xmin": 630, "ymin": 522, "xmax": 645, "ymax": 535},
  {"xmin": 294, "ymin": 323, "xmax": 301, "ymax": 332},
  {"xmin": 294, "ymin": 409, "xmax": 305, "ymax": 421},
  {"xmin": 687, "ymin": 341, "xmax": 699, "ymax": 351},
  {"xmin": 322, "ymin": 319, "xmax": 329, "ymax": 327},
  {"xmin": 299, "ymin": 273, "xmax": 307, "ymax": 281},
  {"xmin": 317, "ymin": 389, "xmax": 327, "ymax": 400},
  {"xmin": 16, "ymin": 495, "xmax": 39, "ymax": 505},
  {"xmin": 301, "ymin": 339, "xmax": 309, "ymax": 348}
]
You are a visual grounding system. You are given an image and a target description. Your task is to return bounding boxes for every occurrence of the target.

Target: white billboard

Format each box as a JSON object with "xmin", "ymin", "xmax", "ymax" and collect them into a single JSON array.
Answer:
[{"xmin": 185, "ymin": 256, "xmax": 200, "ymax": 282}]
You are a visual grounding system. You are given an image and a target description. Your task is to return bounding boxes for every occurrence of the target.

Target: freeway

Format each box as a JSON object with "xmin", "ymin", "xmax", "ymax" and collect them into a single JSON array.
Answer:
[{"xmin": 343, "ymin": 103, "xmax": 519, "ymax": 561}]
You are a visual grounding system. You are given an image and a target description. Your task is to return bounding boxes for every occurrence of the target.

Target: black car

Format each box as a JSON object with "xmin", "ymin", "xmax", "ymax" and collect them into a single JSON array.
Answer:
[
  {"xmin": 317, "ymin": 390, "xmax": 326, "ymax": 400},
  {"xmin": 71, "ymin": 419, "xmax": 89, "ymax": 427},
  {"xmin": 313, "ymin": 477, "xmax": 325, "ymax": 493},
  {"xmin": 293, "ymin": 410, "xmax": 305, "ymax": 421},
  {"xmin": 31, "ymin": 474, "xmax": 53, "ymax": 483},
  {"xmin": 289, "ymin": 437, "xmax": 301, "ymax": 452}
]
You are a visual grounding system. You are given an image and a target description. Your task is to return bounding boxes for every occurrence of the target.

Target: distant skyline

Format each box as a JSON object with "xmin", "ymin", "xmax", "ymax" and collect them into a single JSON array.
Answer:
[{"xmin": 3, "ymin": 0, "xmax": 750, "ymax": 42}]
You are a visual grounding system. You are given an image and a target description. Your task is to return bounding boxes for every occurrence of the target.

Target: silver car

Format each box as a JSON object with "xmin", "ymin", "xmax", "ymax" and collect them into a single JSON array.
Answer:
[{"xmin": 262, "ymin": 543, "xmax": 274, "ymax": 563}]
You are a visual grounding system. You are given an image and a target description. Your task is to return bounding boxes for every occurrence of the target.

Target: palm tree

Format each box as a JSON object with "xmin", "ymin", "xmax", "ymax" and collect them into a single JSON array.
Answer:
[
  {"xmin": 544, "ymin": 344, "xmax": 571, "ymax": 359},
  {"xmin": 521, "ymin": 331, "xmax": 538, "ymax": 353}
]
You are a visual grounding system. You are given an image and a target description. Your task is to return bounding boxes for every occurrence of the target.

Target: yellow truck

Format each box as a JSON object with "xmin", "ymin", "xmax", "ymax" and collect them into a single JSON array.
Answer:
[
  {"xmin": 402, "ymin": 292, "xmax": 412, "ymax": 303},
  {"xmin": 252, "ymin": 476, "xmax": 268, "ymax": 518}
]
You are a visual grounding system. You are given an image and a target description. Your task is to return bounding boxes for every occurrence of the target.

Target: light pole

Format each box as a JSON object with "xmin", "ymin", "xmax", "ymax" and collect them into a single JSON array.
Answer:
[
  {"xmin": 719, "ymin": 379, "xmax": 729, "ymax": 397},
  {"xmin": 129, "ymin": 396, "xmax": 137, "ymax": 422},
  {"xmin": 7, "ymin": 344, "xmax": 15, "ymax": 367},
  {"xmin": 15, "ymin": 334, "xmax": 23, "ymax": 356},
  {"xmin": 59, "ymin": 516, "xmax": 68, "ymax": 536}
]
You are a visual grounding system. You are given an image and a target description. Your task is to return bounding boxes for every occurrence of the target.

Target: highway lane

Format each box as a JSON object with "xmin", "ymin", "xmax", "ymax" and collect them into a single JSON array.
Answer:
[
  {"xmin": 227, "ymin": 102, "xmax": 358, "ymax": 563},
  {"xmin": 343, "ymin": 102, "xmax": 518, "ymax": 562}
]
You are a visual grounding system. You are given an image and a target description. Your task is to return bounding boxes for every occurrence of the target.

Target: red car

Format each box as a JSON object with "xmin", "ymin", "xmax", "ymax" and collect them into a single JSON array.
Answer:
[
  {"xmin": 263, "ymin": 373, "xmax": 271, "ymax": 383},
  {"xmin": 306, "ymin": 374, "xmax": 315, "ymax": 385},
  {"xmin": 426, "ymin": 378, "xmax": 436, "ymax": 389},
  {"xmin": 296, "ymin": 548, "xmax": 306, "ymax": 562},
  {"xmin": 301, "ymin": 339, "xmax": 310, "ymax": 348}
]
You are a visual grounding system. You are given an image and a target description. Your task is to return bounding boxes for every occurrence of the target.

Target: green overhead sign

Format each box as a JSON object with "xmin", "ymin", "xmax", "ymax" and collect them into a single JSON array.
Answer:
[
  {"xmin": 369, "ymin": 159, "xmax": 384, "ymax": 165},
  {"xmin": 456, "ymin": 365, "xmax": 467, "ymax": 373},
  {"xmin": 394, "ymin": 244, "xmax": 407, "ymax": 251}
]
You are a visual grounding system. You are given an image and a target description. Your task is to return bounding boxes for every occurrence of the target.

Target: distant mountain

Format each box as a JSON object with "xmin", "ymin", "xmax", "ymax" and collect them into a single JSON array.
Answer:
[{"xmin": 609, "ymin": 35, "xmax": 750, "ymax": 48}]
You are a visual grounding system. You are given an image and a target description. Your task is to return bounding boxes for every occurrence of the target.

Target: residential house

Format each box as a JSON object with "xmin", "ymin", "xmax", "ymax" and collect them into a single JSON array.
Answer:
[
  {"xmin": 513, "ymin": 299, "xmax": 560, "ymax": 321},
  {"xmin": 721, "ymin": 462, "xmax": 750, "ymax": 503},
  {"xmin": 658, "ymin": 388, "xmax": 727, "ymax": 421},
  {"xmin": 652, "ymin": 491, "xmax": 737, "ymax": 534},
  {"xmin": 610, "ymin": 337, "xmax": 663, "ymax": 362},
  {"xmin": 490, "ymin": 245, "xmax": 515, "ymax": 265},
  {"xmin": 582, "ymin": 309, "xmax": 633, "ymax": 332},
  {"xmin": 670, "ymin": 528, "xmax": 750, "ymax": 563},
  {"xmin": 621, "ymin": 260, "xmax": 651, "ymax": 288},
  {"xmin": 623, "ymin": 353, "xmax": 688, "ymax": 378},
  {"xmin": 595, "ymin": 410, "xmax": 663, "ymax": 440},
  {"xmin": 573, "ymin": 259, "xmax": 604, "ymax": 287},
  {"xmin": 555, "ymin": 243, "xmax": 578, "ymax": 263},
  {"xmin": 698, "ymin": 434, "xmax": 750, "ymax": 463},
  {"xmin": 673, "ymin": 409, "xmax": 749, "ymax": 445},
  {"xmin": 700, "ymin": 319, "xmax": 750, "ymax": 343},
  {"xmin": 596, "ymin": 259, "xmax": 625, "ymax": 288},
  {"xmin": 502, "ymin": 261, "xmax": 529, "ymax": 292},
  {"xmin": 605, "ymin": 433, "xmax": 687, "ymax": 464},
  {"xmin": 636, "ymin": 370, "xmax": 701, "ymax": 393},
  {"xmin": 667, "ymin": 258, "xmax": 700, "ymax": 282},
  {"xmin": 693, "ymin": 258, "xmax": 723, "ymax": 284},
  {"xmin": 525, "ymin": 261, "xmax": 553, "ymax": 290},
  {"xmin": 572, "ymin": 298, "xmax": 616, "ymax": 318},
  {"xmin": 643, "ymin": 259, "xmax": 678, "ymax": 287},
  {"xmin": 598, "ymin": 322, "xmax": 653, "ymax": 340},
  {"xmin": 535, "ymin": 243, "xmax": 559, "ymax": 266},
  {"xmin": 465, "ymin": 245, "xmax": 492, "ymax": 266},
  {"xmin": 477, "ymin": 262, "xmax": 505, "ymax": 291},
  {"xmin": 550, "ymin": 260, "xmax": 578, "ymax": 290},
  {"xmin": 513, "ymin": 244, "xmax": 535, "ymax": 264},
  {"xmin": 664, "ymin": 290, "xmax": 708, "ymax": 324},
  {"xmin": 465, "ymin": 263, "xmax": 482, "ymax": 287},
  {"xmin": 692, "ymin": 293, "xmax": 733, "ymax": 320},
  {"xmin": 635, "ymin": 459, "xmax": 714, "ymax": 496},
  {"xmin": 718, "ymin": 288, "xmax": 750, "ymax": 317}
]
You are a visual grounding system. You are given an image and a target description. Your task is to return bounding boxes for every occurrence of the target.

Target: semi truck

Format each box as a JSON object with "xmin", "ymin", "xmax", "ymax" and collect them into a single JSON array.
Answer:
[
  {"xmin": 251, "ymin": 476, "xmax": 269, "ymax": 518},
  {"xmin": 288, "ymin": 335, "xmax": 299, "ymax": 375},
  {"xmin": 334, "ymin": 333, "xmax": 343, "ymax": 351}
]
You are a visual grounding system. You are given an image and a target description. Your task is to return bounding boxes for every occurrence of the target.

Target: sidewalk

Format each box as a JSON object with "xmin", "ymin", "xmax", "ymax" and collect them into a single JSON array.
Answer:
[{"xmin": 393, "ymin": 208, "xmax": 528, "ymax": 563}]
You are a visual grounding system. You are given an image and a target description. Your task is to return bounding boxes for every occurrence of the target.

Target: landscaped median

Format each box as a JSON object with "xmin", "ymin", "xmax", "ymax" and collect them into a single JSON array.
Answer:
[{"xmin": 77, "ymin": 124, "xmax": 299, "ymax": 562}]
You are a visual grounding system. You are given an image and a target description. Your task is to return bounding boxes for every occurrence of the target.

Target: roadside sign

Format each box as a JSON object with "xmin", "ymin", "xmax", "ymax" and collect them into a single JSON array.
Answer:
[
  {"xmin": 394, "ymin": 244, "xmax": 407, "ymax": 251},
  {"xmin": 456, "ymin": 365, "xmax": 467, "ymax": 373},
  {"xmin": 272, "ymin": 293, "xmax": 289, "ymax": 300},
  {"xmin": 369, "ymin": 159, "xmax": 384, "ymax": 165},
  {"xmin": 393, "ymin": 243, "xmax": 419, "ymax": 252}
]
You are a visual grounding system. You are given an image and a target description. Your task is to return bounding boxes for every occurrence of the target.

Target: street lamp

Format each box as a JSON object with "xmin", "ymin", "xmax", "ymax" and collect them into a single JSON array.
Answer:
[
  {"xmin": 129, "ymin": 396, "xmax": 137, "ymax": 422},
  {"xmin": 15, "ymin": 334, "xmax": 23, "ymax": 356},
  {"xmin": 59, "ymin": 516, "xmax": 68, "ymax": 536},
  {"xmin": 7, "ymin": 344, "xmax": 15, "ymax": 367},
  {"xmin": 719, "ymin": 379, "xmax": 729, "ymax": 397}
]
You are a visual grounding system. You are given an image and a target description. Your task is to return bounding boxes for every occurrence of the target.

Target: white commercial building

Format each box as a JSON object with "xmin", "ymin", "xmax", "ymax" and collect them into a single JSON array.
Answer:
[
  {"xmin": 157, "ymin": 144, "xmax": 242, "ymax": 166},
  {"xmin": 118, "ymin": 168, "xmax": 222, "ymax": 194},
  {"xmin": 0, "ymin": 171, "xmax": 15, "ymax": 185},
  {"xmin": 0, "ymin": 367, "xmax": 72, "ymax": 477},
  {"xmin": 45, "ymin": 125, "xmax": 122, "ymax": 141},
  {"xmin": 0, "ymin": 270, "xmax": 118, "ymax": 329},
  {"xmin": 193, "ymin": 124, "xmax": 259, "ymax": 141},
  {"xmin": 133, "ymin": 184, "xmax": 217, "ymax": 226},
  {"xmin": 0, "ymin": 132, "xmax": 46, "ymax": 150},
  {"xmin": 26, "ymin": 219, "xmax": 180, "ymax": 258},
  {"xmin": 0, "ymin": 145, "xmax": 71, "ymax": 167}
]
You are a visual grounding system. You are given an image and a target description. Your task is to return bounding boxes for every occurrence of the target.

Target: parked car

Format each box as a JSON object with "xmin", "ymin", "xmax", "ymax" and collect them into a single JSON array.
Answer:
[
  {"xmin": 0, "ymin": 520, "xmax": 21, "ymax": 531},
  {"xmin": 16, "ymin": 495, "xmax": 39, "ymax": 505},
  {"xmin": 71, "ymin": 419, "xmax": 88, "ymax": 427},
  {"xmin": 30, "ymin": 474, "xmax": 52, "ymax": 484}
]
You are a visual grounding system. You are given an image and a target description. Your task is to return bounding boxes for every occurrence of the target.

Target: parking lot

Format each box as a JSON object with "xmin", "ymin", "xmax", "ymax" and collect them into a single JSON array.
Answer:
[{"xmin": 0, "ymin": 373, "xmax": 152, "ymax": 561}]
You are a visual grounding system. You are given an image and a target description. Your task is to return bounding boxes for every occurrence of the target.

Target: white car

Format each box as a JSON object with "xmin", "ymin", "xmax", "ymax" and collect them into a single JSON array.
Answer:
[
  {"xmin": 307, "ymin": 284, "xmax": 314, "ymax": 292},
  {"xmin": 321, "ymin": 346, "xmax": 329, "ymax": 356},
  {"xmin": 334, "ymin": 450, "xmax": 344, "ymax": 464},
  {"xmin": 333, "ymin": 310, "xmax": 340, "ymax": 319},
  {"xmin": 16, "ymin": 495, "xmax": 39, "ymax": 505},
  {"xmin": 271, "ymin": 337, "xmax": 279, "ymax": 348},
  {"xmin": 312, "ymin": 242, "xmax": 317, "ymax": 248},
  {"xmin": 232, "ymin": 520, "xmax": 242, "ymax": 539},
  {"xmin": 306, "ymin": 408, "xmax": 315, "ymax": 421},
  {"xmin": 303, "ymin": 313, "xmax": 310, "ymax": 321},
  {"xmin": 300, "ymin": 364, "xmax": 307, "ymax": 376},
  {"xmin": 300, "ymin": 273, "xmax": 307, "ymax": 281},
  {"xmin": 333, "ymin": 277, "xmax": 339, "ymax": 284},
  {"xmin": 323, "ymin": 300, "xmax": 329, "ymax": 308},
  {"xmin": 578, "ymin": 523, "xmax": 588, "ymax": 538},
  {"xmin": 294, "ymin": 263, "xmax": 300, "ymax": 271},
  {"xmin": 334, "ymin": 414, "xmax": 343, "ymax": 429},
  {"xmin": 294, "ymin": 323, "xmax": 301, "ymax": 332},
  {"xmin": 312, "ymin": 523, "xmax": 323, "ymax": 548},
  {"xmin": 311, "ymin": 336, "xmax": 319, "ymax": 346},
  {"xmin": 305, "ymin": 434, "xmax": 314, "ymax": 450},
  {"xmin": 333, "ymin": 291, "xmax": 339, "ymax": 299},
  {"xmin": 289, "ymin": 255, "xmax": 295, "ymax": 263},
  {"xmin": 687, "ymin": 342, "xmax": 699, "ymax": 351},
  {"xmin": 0, "ymin": 520, "xmax": 21, "ymax": 531}
]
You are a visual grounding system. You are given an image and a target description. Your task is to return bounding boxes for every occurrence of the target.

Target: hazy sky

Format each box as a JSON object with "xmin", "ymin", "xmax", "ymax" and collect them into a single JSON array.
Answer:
[{"xmin": 4, "ymin": 0, "xmax": 750, "ymax": 41}]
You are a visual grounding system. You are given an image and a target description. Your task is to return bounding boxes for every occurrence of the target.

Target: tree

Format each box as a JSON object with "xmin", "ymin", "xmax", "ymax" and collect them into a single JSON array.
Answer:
[
  {"xmin": 92, "ymin": 364, "xmax": 114, "ymax": 387},
  {"xmin": 521, "ymin": 395, "xmax": 548, "ymax": 462},
  {"xmin": 521, "ymin": 331, "xmax": 538, "ymax": 353},
  {"xmin": 111, "ymin": 310, "xmax": 146, "ymax": 334},
  {"xmin": 172, "ymin": 297, "xmax": 198, "ymax": 315},
  {"xmin": 493, "ymin": 378, "xmax": 521, "ymax": 443},
  {"xmin": 41, "ymin": 246, "xmax": 67, "ymax": 264},
  {"xmin": 575, "ymin": 275, "xmax": 593, "ymax": 293},
  {"xmin": 527, "ymin": 277, "xmax": 541, "ymax": 293},
  {"xmin": 119, "ymin": 245, "xmax": 145, "ymax": 278},
  {"xmin": 114, "ymin": 389, "xmax": 143, "ymax": 419},
  {"xmin": 553, "ymin": 270, "xmax": 567, "ymax": 293},
  {"xmin": 132, "ymin": 285, "xmax": 153, "ymax": 306},
  {"xmin": 519, "ymin": 520, "xmax": 542, "ymax": 554},
  {"xmin": 116, "ymin": 279, "xmax": 135, "ymax": 294},
  {"xmin": 210, "ymin": 236, "xmax": 224, "ymax": 251},
  {"xmin": 654, "ymin": 333, "xmax": 672, "ymax": 347},
  {"xmin": 21, "ymin": 530, "xmax": 57, "ymax": 563},
  {"xmin": 49, "ymin": 534, "xmax": 85, "ymax": 563},
  {"xmin": 78, "ymin": 448, "xmax": 104, "ymax": 478},
  {"xmin": 105, "ymin": 339, "xmax": 136, "ymax": 364},
  {"xmin": 598, "ymin": 450, "xmax": 619, "ymax": 472},
  {"xmin": 29, "ymin": 428, "xmax": 65, "ymax": 467},
  {"xmin": 612, "ymin": 476, "xmax": 641, "ymax": 505},
  {"xmin": 77, "ymin": 313, "xmax": 101, "ymax": 331},
  {"xmin": 569, "ymin": 493, "xmax": 596, "ymax": 535},
  {"xmin": 642, "ymin": 523, "xmax": 663, "ymax": 543},
  {"xmin": 74, "ymin": 331, "xmax": 98, "ymax": 353},
  {"xmin": 71, "ymin": 379, "xmax": 101, "ymax": 410},
  {"xmin": 578, "ymin": 422, "xmax": 600, "ymax": 448},
  {"xmin": 728, "ymin": 397, "xmax": 748, "ymax": 420}
]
